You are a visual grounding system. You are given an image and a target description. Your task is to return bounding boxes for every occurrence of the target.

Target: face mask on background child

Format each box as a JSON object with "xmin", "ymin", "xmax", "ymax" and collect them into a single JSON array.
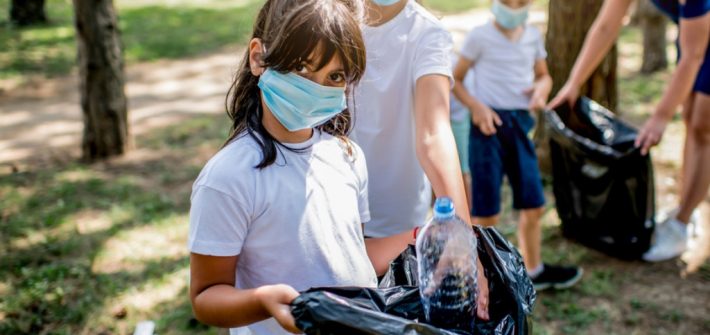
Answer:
[
  {"xmin": 371, "ymin": 0, "xmax": 400, "ymax": 6},
  {"xmin": 491, "ymin": 0, "xmax": 530, "ymax": 30},
  {"xmin": 258, "ymin": 68, "xmax": 347, "ymax": 131}
]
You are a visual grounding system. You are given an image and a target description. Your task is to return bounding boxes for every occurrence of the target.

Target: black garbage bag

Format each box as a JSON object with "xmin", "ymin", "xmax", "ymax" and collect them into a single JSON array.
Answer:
[
  {"xmin": 291, "ymin": 227, "xmax": 535, "ymax": 335},
  {"xmin": 545, "ymin": 97, "xmax": 655, "ymax": 260},
  {"xmin": 378, "ymin": 244, "xmax": 419, "ymax": 288}
]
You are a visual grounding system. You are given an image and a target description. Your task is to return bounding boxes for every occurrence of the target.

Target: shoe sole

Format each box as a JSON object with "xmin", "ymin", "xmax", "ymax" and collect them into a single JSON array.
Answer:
[
  {"xmin": 533, "ymin": 268, "xmax": 584, "ymax": 292},
  {"xmin": 642, "ymin": 251, "xmax": 684, "ymax": 262}
]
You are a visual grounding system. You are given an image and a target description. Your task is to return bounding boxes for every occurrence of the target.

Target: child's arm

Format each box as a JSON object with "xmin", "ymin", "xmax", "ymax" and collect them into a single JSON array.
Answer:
[
  {"xmin": 452, "ymin": 57, "xmax": 502, "ymax": 136},
  {"xmin": 189, "ymin": 253, "xmax": 301, "ymax": 333},
  {"xmin": 414, "ymin": 73, "xmax": 490, "ymax": 320},
  {"xmin": 547, "ymin": 0, "xmax": 634, "ymax": 108},
  {"xmin": 525, "ymin": 59, "xmax": 553, "ymax": 112}
]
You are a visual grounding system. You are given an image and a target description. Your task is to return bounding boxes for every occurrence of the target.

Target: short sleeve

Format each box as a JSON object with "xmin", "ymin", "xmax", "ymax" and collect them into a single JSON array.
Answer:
[
  {"xmin": 188, "ymin": 185, "xmax": 251, "ymax": 256},
  {"xmin": 413, "ymin": 26, "xmax": 454, "ymax": 84},
  {"xmin": 680, "ymin": 0, "xmax": 710, "ymax": 18},
  {"xmin": 352, "ymin": 145, "xmax": 371, "ymax": 224},
  {"xmin": 533, "ymin": 28, "xmax": 548, "ymax": 60},
  {"xmin": 460, "ymin": 29, "xmax": 483, "ymax": 62}
]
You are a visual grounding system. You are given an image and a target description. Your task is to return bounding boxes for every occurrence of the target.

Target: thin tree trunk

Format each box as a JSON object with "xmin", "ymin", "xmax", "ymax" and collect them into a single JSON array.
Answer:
[
  {"xmin": 10, "ymin": 0, "xmax": 47, "ymax": 26},
  {"xmin": 536, "ymin": 0, "xmax": 618, "ymax": 175},
  {"xmin": 73, "ymin": 0, "xmax": 129, "ymax": 161},
  {"xmin": 638, "ymin": 0, "xmax": 668, "ymax": 73}
]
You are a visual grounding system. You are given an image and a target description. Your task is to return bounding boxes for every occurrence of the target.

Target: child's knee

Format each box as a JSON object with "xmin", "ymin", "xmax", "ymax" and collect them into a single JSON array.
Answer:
[
  {"xmin": 473, "ymin": 215, "xmax": 500, "ymax": 227},
  {"xmin": 520, "ymin": 207, "xmax": 544, "ymax": 225}
]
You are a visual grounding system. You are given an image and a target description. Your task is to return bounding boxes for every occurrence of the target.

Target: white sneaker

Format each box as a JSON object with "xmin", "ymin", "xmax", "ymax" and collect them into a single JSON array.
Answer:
[
  {"xmin": 654, "ymin": 208, "xmax": 701, "ymax": 242},
  {"xmin": 643, "ymin": 218, "xmax": 689, "ymax": 262}
]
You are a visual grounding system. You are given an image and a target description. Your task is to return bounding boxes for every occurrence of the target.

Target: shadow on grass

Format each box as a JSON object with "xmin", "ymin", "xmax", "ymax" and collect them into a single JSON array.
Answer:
[
  {"xmin": 0, "ymin": 112, "xmax": 229, "ymax": 333},
  {"xmin": 0, "ymin": 0, "xmax": 262, "ymax": 79},
  {"xmin": 0, "ymin": 169, "xmax": 181, "ymax": 333}
]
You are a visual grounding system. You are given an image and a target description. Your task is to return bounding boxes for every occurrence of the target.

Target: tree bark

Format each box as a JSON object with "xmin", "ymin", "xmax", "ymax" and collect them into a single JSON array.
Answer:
[
  {"xmin": 10, "ymin": 0, "xmax": 47, "ymax": 26},
  {"xmin": 537, "ymin": 0, "xmax": 618, "ymax": 175},
  {"xmin": 73, "ymin": 0, "xmax": 129, "ymax": 161},
  {"xmin": 638, "ymin": 0, "xmax": 668, "ymax": 73}
]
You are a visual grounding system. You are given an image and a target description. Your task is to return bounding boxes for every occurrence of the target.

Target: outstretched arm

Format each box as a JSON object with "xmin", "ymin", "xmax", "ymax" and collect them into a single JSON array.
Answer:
[
  {"xmin": 414, "ymin": 74, "xmax": 470, "ymax": 222},
  {"xmin": 548, "ymin": 0, "xmax": 635, "ymax": 108},
  {"xmin": 636, "ymin": 9, "xmax": 710, "ymax": 154}
]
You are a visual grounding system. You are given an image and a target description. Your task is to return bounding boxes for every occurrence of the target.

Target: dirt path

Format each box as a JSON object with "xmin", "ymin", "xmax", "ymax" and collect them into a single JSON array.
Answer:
[{"xmin": 0, "ymin": 47, "xmax": 242, "ymax": 170}]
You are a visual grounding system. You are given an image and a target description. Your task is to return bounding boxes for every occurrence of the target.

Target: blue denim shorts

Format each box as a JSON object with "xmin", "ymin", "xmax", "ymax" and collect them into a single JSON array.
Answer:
[{"xmin": 469, "ymin": 109, "xmax": 545, "ymax": 217}]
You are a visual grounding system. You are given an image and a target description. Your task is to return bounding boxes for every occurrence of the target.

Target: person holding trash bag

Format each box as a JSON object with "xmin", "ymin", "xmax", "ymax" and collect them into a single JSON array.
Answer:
[
  {"xmin": 452, "ymin": 0, "xmax": 583, "ymax": 290},
  {"xmin": 353, "ymin": 0, "xmax": 490, "ymax": 319},
  {"xmin": 548, "ymin": 0, "xmax": 710, "ymax": 262},
  {"xmin": 186, "ymin": 1, "xmax": 393, "ymax": 334}
]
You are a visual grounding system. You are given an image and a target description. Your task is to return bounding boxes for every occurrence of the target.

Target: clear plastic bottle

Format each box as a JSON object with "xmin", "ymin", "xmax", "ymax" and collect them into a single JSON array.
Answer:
[{"xmin": 415, "ymin": 197, "xmax": 478, "ymax": 332}]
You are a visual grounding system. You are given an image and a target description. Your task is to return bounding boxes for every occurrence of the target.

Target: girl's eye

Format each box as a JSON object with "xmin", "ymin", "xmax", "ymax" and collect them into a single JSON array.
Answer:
[
  {"xmin": 295, "ymin": 64, "xmax": 309, "ymax": 74},
  {"xmin": 329, "ymin": 72, "xmax": 345, "ymax": 83}
]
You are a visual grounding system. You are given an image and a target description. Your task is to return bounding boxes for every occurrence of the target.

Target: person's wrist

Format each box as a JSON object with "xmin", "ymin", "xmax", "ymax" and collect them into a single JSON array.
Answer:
[{"xmin": 653, "ymin": 105, "xmax": 675, "ymax": 122}]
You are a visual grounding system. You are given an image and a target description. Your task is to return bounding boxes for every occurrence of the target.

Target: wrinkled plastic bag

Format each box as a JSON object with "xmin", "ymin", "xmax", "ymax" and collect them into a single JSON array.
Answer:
[
  {"xmin": 291, "ymin": 227, "xmax": 535, "ymax": 335},
  {"xmin": 545, "ymin": 97, "xmax": 655, "ymax": 259}
]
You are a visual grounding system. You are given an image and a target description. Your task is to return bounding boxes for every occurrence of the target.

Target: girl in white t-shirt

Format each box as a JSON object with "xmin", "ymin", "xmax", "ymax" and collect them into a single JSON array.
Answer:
[
  {"xmin": 188, "ymin": 1, "xmax": 380, "ymax": 334},
  {"xmin": 354, "ymin": 0, "xmax": 489, "ymax": 320}
]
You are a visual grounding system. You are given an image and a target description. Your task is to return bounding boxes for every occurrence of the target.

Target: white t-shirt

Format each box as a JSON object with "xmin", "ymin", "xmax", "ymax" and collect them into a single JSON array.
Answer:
[
  {"xmin": 460, "ymin": 20, "xmax": 547, "ymax": 110},
  {"xmin": 351, "ymin": 0, "xmax": 453, "ymax": 238},
  {"xmin": 188, "ymin": 130, "xmax": 377, "ymax": 335}
]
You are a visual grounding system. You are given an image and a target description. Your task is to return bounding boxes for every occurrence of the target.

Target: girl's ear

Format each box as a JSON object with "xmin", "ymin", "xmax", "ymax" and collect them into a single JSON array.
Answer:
[{"xmin": 249, "ymin": 38, "xmax": 266, "ymax": 76}]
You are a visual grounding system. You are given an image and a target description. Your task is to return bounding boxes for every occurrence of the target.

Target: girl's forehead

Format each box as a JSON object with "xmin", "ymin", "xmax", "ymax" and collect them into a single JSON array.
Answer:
[{"xmin": 304, "ymin": 43, "xmax": 343, "ymax": 69}]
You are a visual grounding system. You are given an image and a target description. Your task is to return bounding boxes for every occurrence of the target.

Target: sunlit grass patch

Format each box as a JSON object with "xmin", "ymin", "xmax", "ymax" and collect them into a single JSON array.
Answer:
[{"xmin": 0, "ymin": 0, "xmax": 262, "ymax": 80}]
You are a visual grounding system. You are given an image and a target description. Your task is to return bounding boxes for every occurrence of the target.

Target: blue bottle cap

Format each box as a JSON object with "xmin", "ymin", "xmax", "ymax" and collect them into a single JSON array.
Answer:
[{"xmin": 433, "ymin": 197, "xmax": 455, "ymax": 219}]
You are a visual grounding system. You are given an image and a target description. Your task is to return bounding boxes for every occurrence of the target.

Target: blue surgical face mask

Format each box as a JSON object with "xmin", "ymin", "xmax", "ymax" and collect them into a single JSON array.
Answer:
[
  {"xmin": 371, "ymin": 0, "xmax": 401, "ymax": 6},
  {"xmin": 258, "ymin": 68, "xmax": 347, "ymax": 132},
  {"xmin": 492, "ymin": 0, "xmax": 530, "ymax": 30}
]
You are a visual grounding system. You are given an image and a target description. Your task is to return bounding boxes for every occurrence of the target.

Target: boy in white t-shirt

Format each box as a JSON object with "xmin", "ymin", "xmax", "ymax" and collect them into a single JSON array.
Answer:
[{"xmin": 452, "ymin": 0, "xmax": 582, "ymax": 291}]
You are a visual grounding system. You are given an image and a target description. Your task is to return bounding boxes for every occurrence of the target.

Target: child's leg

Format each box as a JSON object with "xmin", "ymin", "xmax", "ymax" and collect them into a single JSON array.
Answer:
[
  {"xmin": 468, "ymin": 112, "xmax": 504, "ymax": 226},
  {"xmin": 463, "ymin": 172, "xmax": 472, "ymax": 208},
  {"xmin": 451, "ymin": 115, "xmax": 472, "ymax": 206},
  {"xmin": 518, "ymin": 207, "xmax": 544, "ymax": 272},
  {"xmin": 504, "ymin": 109, "xmax": 581, "ymax": 289}
]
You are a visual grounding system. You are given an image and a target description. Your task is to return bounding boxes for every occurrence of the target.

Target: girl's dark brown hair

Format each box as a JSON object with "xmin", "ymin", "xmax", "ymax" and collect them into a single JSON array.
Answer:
[{"xmin": 225, "ymin": 0, "xmax": 366, "ymax": 169}]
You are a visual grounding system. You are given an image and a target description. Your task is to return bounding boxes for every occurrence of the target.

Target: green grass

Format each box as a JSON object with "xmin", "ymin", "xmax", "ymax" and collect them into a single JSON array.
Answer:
[
  {"xmin": 0, "ymin": 0, "xmax": 262, "ymax": 79},
  {"xmin": 0, "ymin": 115, "xmax": 228, "ymax": 334},
  {"xmin": 423, "ymin": 0, "xmax": 487, "ymax": 14}
]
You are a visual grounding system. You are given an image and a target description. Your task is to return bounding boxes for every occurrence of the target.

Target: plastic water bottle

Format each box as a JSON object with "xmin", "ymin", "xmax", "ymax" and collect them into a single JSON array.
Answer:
[{"xmin": 416, "ymin": 197, "xmax": 478, "ymax": 332}]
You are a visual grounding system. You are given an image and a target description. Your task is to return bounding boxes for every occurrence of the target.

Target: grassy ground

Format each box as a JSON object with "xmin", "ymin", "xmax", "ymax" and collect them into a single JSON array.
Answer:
[
  {"xmin": 0, "ymin": 116, "xmax": 227, "ymax": 334},
  {"xmin": 1, "ymin": 1, "xmax": 709, "ymax": 335},
  {"xmin": 0, "ymin": 0, "xmax": 261, "ymax": 79}
]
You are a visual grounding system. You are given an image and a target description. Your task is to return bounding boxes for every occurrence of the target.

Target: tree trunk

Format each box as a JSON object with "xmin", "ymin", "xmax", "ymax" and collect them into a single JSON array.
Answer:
[
  {"xmin": 73, "ymin": 0, "xmax": 129, "ymax": 161},
  {"xmin": 536, "ymin": 0, "xmax": 618, "ymax": 175},
  {"xmin": 638, "ymin": 0, "xmax": 668, "ymax": 73},
  {"xmin": 10, "ymin": 0, "xmax": 47, "ymax": 26}
]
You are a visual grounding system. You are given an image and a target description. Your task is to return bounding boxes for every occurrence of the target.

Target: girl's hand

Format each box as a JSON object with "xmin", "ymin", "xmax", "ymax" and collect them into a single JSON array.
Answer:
[
  {"xmin": 635, "ymin": 114, "xmax": 669, "ymax": 155},
  {"xmin": 256, "ymin": 284, "xmax": 301, "ymax": 334},
  {"xmin": 476, "ymin": 258, "xmax": 490, "ymax": 320},
  {"xmin": 471, "ymin": 105, "xmax": 502, "ymax": 136},
  {"xmin": 547, "ymin": 82, "xmax": 580, "ymax": 110},
  {"xmin": 524, "ymin": 86, "xmax": 547, "ymax": 112}
]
